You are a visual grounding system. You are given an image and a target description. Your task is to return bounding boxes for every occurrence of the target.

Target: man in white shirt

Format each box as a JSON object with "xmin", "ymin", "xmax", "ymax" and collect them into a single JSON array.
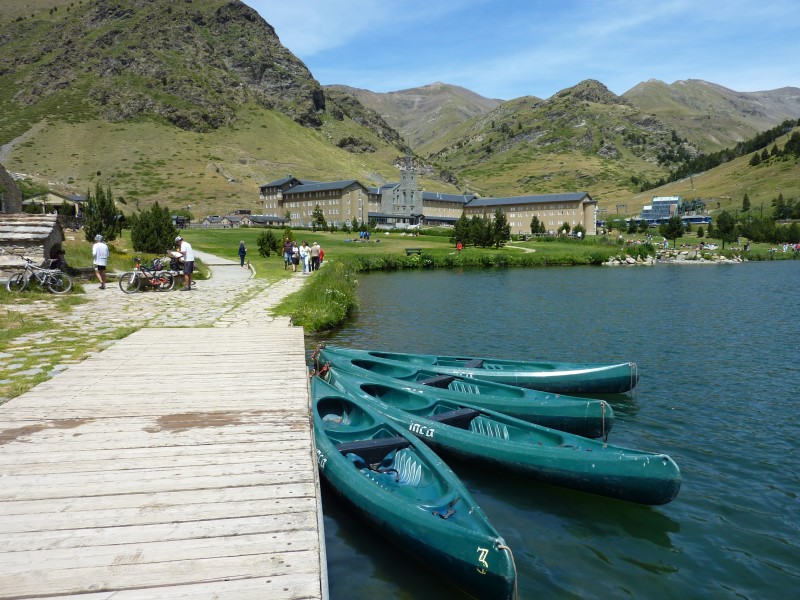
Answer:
[
  {"xmin": 175, "ymin": 235, "xmax": 195, "ymax": 291},
  {"xmin": 91, "ymin": 234, "xmax": 109, "ymax": 289}
]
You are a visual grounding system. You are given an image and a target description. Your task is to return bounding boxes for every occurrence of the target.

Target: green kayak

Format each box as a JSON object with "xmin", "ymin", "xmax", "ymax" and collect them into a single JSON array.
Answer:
[
  {"xmin": 316, "ymin": 344, "xmax": 639, "ymax": 394},
  {"xmin": 314, "ymin": 349, "xmax": 614, "ymax": 439},
  {"xmin": 320, "ymin": 368, "xmax": 681, "ymax": 505},
  {"xmin": 312, "ymin": 377, "xmax": 517, "ymax": 600}
]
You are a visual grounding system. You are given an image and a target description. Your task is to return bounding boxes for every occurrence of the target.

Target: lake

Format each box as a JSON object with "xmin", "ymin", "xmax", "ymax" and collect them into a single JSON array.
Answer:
[{"xmin": 309, "ymin": 260, "xmax": 800, "ymax": 599}]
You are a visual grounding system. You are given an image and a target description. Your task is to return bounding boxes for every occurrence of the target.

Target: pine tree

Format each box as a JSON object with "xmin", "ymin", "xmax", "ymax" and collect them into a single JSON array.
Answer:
[
  {"xmin": 658, "ymin": 215, "xmax": 685, "ymax": 249},
  {"xmin": 129, "ymin": 202, "xmax": 178, "ymax": 253},
  {"xmin": 451, "ymin": 214, "xmax": 471, "ymax": 245},
  {"xmin": 491, "ymin": 208, "xmax": 510, "ymax": 248},
  {"xmin": 742, "ymin": 193, "xmax": 751, "ymax": 212},
  {"xmin": 83, "ymin": 182, "xmax": 120, "ymax": 242},
  {"xmin": 715, "ymin": 210, "xmax": 739, "ymax": 249},
  {"xmin": 311, "ymin": 205, "xmax": 325, "ymax": 231}
]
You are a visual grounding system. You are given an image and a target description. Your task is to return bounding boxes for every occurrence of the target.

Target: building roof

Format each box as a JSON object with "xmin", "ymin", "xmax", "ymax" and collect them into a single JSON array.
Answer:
[
  {"xmin": 259, "ymin": 176, "xmax": 318, "ymax": 191},
  {"xmin": 284, "ymin": 180, "xmax": 367, "ymax": 195},
  {"xmin": 247, "ymin": 215, "xmax": 287, "ymax": 223},
  {"xmin": 422, "ymin": 191, "xmax": 477, "ymax": 204},
  {"xmin": 0, "ymin": 214, "xmax": 63, "ymax": 243},
  {"xmin": 466, "ymin": 192, "xmax": 594, "ymax": 208}
]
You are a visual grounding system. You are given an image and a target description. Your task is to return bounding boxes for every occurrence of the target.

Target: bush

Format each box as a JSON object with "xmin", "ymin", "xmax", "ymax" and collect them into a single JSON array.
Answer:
[
  {"xmin": 257, "ymin": 230, "xmax": 280, "ymax": 257},
  {"xmin": 129, "ymin": 202, "xmax": 177, "ymax": 253}
]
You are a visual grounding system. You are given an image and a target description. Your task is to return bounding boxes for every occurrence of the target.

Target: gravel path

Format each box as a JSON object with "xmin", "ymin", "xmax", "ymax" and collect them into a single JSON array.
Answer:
[{"xmin": 0, "ymin": 252, "xmax": 308, "ymax": 401}]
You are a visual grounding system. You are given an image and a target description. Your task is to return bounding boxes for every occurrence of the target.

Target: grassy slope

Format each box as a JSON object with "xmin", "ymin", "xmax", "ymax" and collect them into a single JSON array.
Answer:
[
  {"xmin": 2, "ymin": 104, "xmax": 459, "ymax": 218},
  {"xmin": 619, "ymin": 127, "xmax": 800, "ymax": 217}
]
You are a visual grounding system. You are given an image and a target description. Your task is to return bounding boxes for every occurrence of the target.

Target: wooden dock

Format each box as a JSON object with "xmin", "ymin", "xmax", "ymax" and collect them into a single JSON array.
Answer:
[{"xmin": 0, "ymin": 326, "xmax": 327, "ymax": 599}]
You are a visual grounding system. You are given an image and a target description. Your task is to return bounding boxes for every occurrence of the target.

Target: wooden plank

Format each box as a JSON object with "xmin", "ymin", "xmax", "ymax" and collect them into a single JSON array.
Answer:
[{"xmin": 0, "ymin": 325, "xmax": 326, "ymax": 600}]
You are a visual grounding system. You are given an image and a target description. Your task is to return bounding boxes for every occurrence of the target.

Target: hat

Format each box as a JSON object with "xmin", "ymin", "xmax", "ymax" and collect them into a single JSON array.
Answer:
[
  {"xmin": 174, "ymin": 236, "xmax": 183, "ymax": 243},
  {"xmin": 94, "ymin": 234, "xmax": 103, "ymax": 241}
]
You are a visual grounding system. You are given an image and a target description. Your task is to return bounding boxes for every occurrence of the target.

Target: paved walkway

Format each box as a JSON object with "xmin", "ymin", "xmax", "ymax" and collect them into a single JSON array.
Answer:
[
  {"xmin": 0, "ymin": 256, "xmax": 327, "ymax": 599},
  {"xmin": 1, "ymin": 253, "xmax": 307, "ymax": 400}
]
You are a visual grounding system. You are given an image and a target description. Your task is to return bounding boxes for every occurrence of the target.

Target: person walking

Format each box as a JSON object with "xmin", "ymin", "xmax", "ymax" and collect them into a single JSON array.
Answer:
[
  {"xmin": 299, "ymin": 241, "xmax": 310, "ymax": 274},
  {"xmin": 291, "ymin": 241, "xmax": 300, "ymax": 272},
  {"xmin": 283, "ymin": 237, "xmax": 293, "ymax": 270},
  {"xmin": 310, "ymin": 241, "xmax": 321, "ymax": 271},
  {"xmin": 92, "ymin": 234, "xmax": 109, "ymax": 289},
  {"xmin": 238, "ymin": 240, "xmax": 247, "ymax": 267},
  {"xmin": 175, "ymin": 235, "xmax": 195, "ymax": 291}
]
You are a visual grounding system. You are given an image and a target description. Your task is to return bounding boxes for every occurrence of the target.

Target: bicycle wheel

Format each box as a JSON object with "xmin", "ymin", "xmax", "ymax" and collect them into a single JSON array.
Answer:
[
  {"xmin": 47, "ymin": 272, "xmax": 73, "ymax": 294},
  {"xmin": 6, "ymin": 272, "xmax": 28, "ymax": 292},
  {"xmin": 154, "ymin": 272, "xmax": 175, "ymax": 292},
  {"xmin": 119, "ymin": 272, "xmax": 141, "ymax": 294}
]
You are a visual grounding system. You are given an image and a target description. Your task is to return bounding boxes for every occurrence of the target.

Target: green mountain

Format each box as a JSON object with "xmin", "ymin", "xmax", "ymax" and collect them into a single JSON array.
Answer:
[
  {"xmin": 1, "ymin": 1, "xmax": 797, "ymax": 221},
  {"xmin": 420, "ymin": 80, "xmax": 698, "ymax": 200},
  {"xmin": 326, "ymin": 82, "xmax": 501, "ymax": 150},
  {"xmin": 623, "ymin": 79, "xmax": 800, "ymax": 152},
  {"xmin": 0, "ymin": 0, "xmax": 437, "ymax": 217}
]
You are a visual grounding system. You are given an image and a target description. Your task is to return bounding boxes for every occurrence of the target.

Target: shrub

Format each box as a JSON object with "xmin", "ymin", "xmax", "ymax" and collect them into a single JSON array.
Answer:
[{"xmin": 128, "ymin": 202, "xmax": 177, "ymax": 253}]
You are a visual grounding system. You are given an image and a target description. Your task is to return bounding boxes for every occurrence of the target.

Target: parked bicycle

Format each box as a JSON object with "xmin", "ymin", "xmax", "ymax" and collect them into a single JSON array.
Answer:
[
  {"xmin": 6, "ymin": 257, "xmax": 74, "ymax": 294},
  {"xmin": 118, "ymin": 256, "xmax": 175, "ymax": 294}
]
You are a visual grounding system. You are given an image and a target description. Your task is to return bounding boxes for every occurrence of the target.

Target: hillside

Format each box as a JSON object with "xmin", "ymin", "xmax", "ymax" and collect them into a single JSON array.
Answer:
[
  {"xmin": 422, "ymin": 80, "xmax": 697, "ymax": 200},
  {"xmin": 0, "ymin": 0, "xmax": 456, "ymax": 216},
  {"xmin": 327, "ymin": 82, "xmax": 501, "ymax": 150},
  {"xmin": 623, "ymin": 79, "xmax": 800, "ymax": 152},
  {"xmin": 1, "ymin": 2, "xmax": 797, "ymax": 221}
]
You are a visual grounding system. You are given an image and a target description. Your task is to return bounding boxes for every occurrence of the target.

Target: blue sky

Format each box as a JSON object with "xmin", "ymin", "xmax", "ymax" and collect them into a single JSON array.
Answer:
[{"xmin": 247, "ymin": 0, "xmax": 799, "ymax": 100}]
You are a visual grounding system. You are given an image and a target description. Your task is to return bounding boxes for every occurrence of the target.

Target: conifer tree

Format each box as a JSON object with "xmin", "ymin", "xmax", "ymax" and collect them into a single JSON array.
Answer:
[
  {"xmin": 715, "ymin": 210, "xmax": 738, "ymax": 249},
  {"xmin": 83, "ymin": 182, "xmax": 120, "ymax": 242},
  {"xmin": 658, "ymin": 215, "xmax": 685, "ymax": 249},
  {"xmin": 491, "ymin": 207, "xmax": 510, "ymax": 248},
  {"xmin": 129, "ymin": 202, "xmax": 178, "ymax": 253}
]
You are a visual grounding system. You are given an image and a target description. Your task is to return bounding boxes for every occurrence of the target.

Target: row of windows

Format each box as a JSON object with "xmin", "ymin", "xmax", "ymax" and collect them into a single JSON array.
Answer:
[{"xmin": 510, "ymin": 220, "xmax": 578, "ymax": 227}]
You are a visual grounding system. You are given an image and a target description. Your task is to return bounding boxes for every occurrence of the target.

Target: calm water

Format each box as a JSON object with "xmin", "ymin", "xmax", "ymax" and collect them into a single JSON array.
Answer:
[{"xmin": 309, "ymin": 261, "xmax": 800, "ymax": 600}]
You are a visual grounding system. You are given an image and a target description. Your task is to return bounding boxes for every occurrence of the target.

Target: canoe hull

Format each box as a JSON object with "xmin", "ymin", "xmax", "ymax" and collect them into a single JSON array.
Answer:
[
  {"xmin": 319, "ymin": 344, "xmax": 639, "ymax": 394},
  {"xmin": 317, "ymin": 349, "xmax": 615, "ymax": 439},
  {"xmin": 321, "ymin": 368, "xmax": 680, "ymax": 505},
  {"xmin": 312, "ymin": 378, "xmax": 517, "ymax": 599}
]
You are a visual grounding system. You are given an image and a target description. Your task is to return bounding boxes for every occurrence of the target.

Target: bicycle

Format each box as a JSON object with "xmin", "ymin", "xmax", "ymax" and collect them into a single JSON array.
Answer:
[
  {"xmin": 6, "ymin": 257, "xmax": 74, "ymax": 294},
  {"xmin": 118, "ymin": 256, "xmax": 175, "ymax": 294}
]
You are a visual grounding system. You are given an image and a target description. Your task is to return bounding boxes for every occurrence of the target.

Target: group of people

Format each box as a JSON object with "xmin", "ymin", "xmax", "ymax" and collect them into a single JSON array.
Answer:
[{"xmin": 282, "ymin": 237, "xmax": 323, "ymax": 274}]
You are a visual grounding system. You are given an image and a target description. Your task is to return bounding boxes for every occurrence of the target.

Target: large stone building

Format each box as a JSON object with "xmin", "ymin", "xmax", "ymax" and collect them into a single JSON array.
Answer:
[
  {"xmin": 465, "ymin": 193, "xmax": 598, "ymax": 236},
  {"xmin": 259, "ymin": 164, "xmax": 598, "ymax": 234}
]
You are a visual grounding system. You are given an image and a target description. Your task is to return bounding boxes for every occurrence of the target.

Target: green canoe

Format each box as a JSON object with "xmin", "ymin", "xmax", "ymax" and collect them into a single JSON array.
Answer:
[
  {"xmin": 320, "ymin": 368, "xmax": 681, "ymax": 505},
  {"xmin": 316, "ymin": 344, "xmax": 639, "ymax": 394},
  {"xmin": 314, "ymin": 349, "xmax": 614, "ymax": 439},
  {"xmin": 312, "ymin": 377, "xmax": 517, "ymax": 600}
]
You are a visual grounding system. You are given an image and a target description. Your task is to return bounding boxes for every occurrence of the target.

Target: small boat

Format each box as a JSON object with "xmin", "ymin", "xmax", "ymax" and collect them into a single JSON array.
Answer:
[
  {"xmin": 318, "ymin": 368, "xmax": 681, "ymax": 505},
  {"xmin": 314, "ymin": 349, "xmax": 615, "ymax": 439},
  {"xmin": 316, "ymin": 344, "xmax": 639, "ymax": 394},
  {"xmin": 312, "ymin": 377, "xmax": 517, "ymax": 600}
]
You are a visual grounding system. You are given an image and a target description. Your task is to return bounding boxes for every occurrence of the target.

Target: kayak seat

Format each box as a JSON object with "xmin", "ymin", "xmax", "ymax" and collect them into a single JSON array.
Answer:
[
  {"xmin": 418, "ymin": 374, "xmax": 456, "ymax": 388},
  {"xmin": 448, "ymin": 380, "xmax": 481, "ymax": 395},
  {"xmin": 336, "ymin": 436, "xmax": 411, "ymax": 465},
  {"xmin": 470, "ymin": 417, "xmax": 510, "ymax": 440},
  {"xmin": 463, "ymin": 359, "xmax": 485, "ymax": 368},
  {"xmin": 392, "ymin": 449, "xmax": 422, "ymax": 486},
  {"xmin": 429, "ymin": 407, "xmax": 480, "ymax": 429}
]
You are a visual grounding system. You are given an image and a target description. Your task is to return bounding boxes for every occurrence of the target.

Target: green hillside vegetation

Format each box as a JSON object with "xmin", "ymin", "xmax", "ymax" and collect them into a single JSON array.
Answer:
[
  {"xmin": 328, "ymin": 82, "xmax": 503, "ymax": 150},
  {"xmin": 621, "ymin": 126, "xmax": 800, "ymax": 218},
  {"xmin": 423, "ymin": 82, "xmax": 687, "ymax": 200},
  {"xmin": 2, "ymin": 104, "xmax": 457, "ymax": 217},
  {"xmin": 623, "ymin": 79, "xmax": 800, "ymax": 153}
]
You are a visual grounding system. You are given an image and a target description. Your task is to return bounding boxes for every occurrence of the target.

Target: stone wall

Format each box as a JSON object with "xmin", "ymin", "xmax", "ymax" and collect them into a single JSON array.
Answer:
[
  {"xmin": 0, "ymin": 214, "xmax": 64, "ymax": 277},
  {"xmin": 0, "ymin": 162, "xmax": 23, "ymax": 214}
]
